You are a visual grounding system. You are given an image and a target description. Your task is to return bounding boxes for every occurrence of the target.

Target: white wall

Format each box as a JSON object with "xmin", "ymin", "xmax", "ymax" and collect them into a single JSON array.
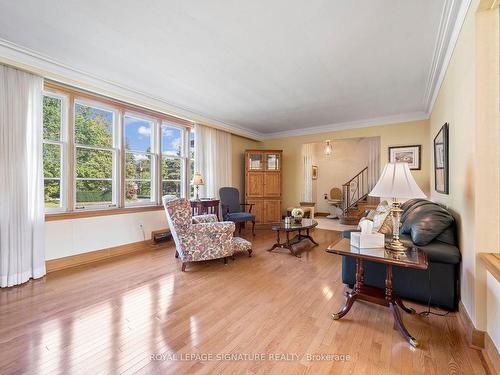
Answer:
[
  {"xmin": 45, "ymin": 210, "xmax": 167, "ymax": 260},
  {"xmin": 313, "ymin": 138, "xmax": 372, "ymax": 213},
  {"xmin": 486, "ymin": 272, "xmax": 500, "ymax": 349}
]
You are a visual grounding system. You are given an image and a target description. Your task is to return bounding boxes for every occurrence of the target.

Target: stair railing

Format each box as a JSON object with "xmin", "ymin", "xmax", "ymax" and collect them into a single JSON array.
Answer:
[{"xmin": 341, "ymin": 167, "xmax": 369, "ymax": 215}]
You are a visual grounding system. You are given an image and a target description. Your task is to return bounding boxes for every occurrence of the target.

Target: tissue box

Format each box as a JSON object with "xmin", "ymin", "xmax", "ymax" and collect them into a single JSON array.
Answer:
[{"xmin": 350, "ymin": 232, "xmax": 385, "ymax": 248}]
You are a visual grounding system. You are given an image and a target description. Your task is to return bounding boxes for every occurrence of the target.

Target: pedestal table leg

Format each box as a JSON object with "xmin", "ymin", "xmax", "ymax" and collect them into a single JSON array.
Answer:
[{"xmin": 332, "ymin": 259, "xmax": 363, "ymax": 319}]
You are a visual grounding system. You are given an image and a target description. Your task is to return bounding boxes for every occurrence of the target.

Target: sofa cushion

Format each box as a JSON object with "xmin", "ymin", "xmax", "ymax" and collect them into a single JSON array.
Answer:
[
  {"xmin": 399, "ymin": 234, "xmax": 460, "ymax": 264},
  {"xmin": 401, "ymin": 202, "xmax": 454, "ymax": 246},
  {"xmin": 401, "ymin": 199, "xmax": 430, "ymax": 223},
  {"xmin": 435, "ymin": 225, "xmax": 457, "ymax": 246}
]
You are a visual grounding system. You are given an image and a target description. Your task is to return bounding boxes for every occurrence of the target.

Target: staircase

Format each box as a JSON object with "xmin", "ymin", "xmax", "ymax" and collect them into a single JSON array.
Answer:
[{"xmin": 339, "ymin": 167, "xmax": 379, "ymax": 225}]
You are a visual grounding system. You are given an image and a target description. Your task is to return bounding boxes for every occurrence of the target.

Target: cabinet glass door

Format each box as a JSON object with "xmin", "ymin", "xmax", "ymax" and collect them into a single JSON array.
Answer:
[
  {"xmin": 248, "ymin": 152, "xmax": 264, "ymax": 170},
  {"xmin": 266, "ymin": 153, "xmax": 280, "ymax": 171}
]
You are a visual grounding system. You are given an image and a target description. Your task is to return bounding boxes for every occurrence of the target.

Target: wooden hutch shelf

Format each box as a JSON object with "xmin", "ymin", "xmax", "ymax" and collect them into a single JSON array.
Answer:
[{"xmin": 245, "ymin": 150, "xmax": 283, "ymax": 224}]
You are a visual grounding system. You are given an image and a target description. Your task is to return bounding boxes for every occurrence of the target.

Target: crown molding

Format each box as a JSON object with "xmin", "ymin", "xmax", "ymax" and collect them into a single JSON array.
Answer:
[
  {"xmin": 262, "ymin": 112, "xmax": 429, "ymax": 139},
  {"xmin": 423, "ymin": 0, "xmax": 472, "ymax": 114},
  {"xmin": 0, "ymin": 38, "xmax": 264, "ymax": 141}
]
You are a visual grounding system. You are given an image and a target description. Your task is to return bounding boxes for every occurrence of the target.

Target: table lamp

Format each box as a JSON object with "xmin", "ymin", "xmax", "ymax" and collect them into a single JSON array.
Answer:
[
  {"xmin": 369, "ymin": 162, "xmax": 426, "ymax": 254},
  {"xmin": 191, "ymin": 173, "xmax": 204, "ymax": 201}
]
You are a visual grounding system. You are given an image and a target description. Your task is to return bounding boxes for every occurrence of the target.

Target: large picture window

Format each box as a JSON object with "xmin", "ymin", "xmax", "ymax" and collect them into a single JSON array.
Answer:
[
  {"xmin": 124, "ymin": 114, "xmax": 156, "ymax": 205},
  {"xmin": 42, "ymin": 83, "xmax": 192, "ymax": 215},
  {"xmin": 42, "ymin": 92, "xmax": 67, "ymax": 211},
  {"xmin": 74, "ymin": 101, "xmax": 118, "ymax": 209},
  {"xmin": 161, "ymin": 124, "xmax": 184, "ymax": 197}
]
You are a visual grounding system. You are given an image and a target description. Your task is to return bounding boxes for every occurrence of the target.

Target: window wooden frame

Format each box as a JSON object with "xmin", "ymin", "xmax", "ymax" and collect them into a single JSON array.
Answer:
[
  {"xmin": 160, "ymin": 121, "xmax": 190, "ymax": 200},
  {"xmin": 188, "ymin": 127, "xmax": 195, "ymax": 198},
  {"xmin": 123, "ymin": 112, "xmax": 158, "ymax": 207},
  {"xmin": 73, "ymin": 98, "xmax": 120, "ymax": 210},
  {"xmin": 42, "ymin": 91, "xmax": 69, "ymax": 213},
  {"xmin": 43, "ymin": 81, "xmax": 193, "ymax": 221}
]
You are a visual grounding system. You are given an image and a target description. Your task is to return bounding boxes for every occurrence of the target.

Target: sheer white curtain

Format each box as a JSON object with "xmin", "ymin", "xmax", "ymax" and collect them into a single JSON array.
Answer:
[
  {"xmin": 367, "ymin": 137, "xmax": 381, "ymax": 190},
  {"xmin": 194, "ymin": 124, "xmax": 232, "ymax": 198},
  {"xmin": 0, "ymin": 65, "xmax": 45, "ymax": 287},
  {"xmin": 302, "ymin": 143, "xmax": 314, "ymax": 202}
]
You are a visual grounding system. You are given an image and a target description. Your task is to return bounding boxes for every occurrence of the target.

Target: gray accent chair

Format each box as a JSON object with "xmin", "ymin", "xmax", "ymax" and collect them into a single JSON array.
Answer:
[{"xmin": 219, "ymin": 187, "xmax": 256, "ymax": 236}]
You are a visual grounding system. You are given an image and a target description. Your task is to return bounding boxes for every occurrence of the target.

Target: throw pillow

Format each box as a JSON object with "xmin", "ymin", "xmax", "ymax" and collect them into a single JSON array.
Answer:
[
  {"xmin": 366, "ymin": 209, "xmax": 377, "ymax": 221},
  {"xmin": 372, "ymin": 200, "xmax": 391, "ymax": 232},
  {"xmin": 401, "ymin": 199, "xmax": 429, "ymax": 223},
  {"xmin": 377, "ymin": 213, "xmax": 393, "ymax": 235},
  {"xmin": 401, "ymin": 203, "xmax": 454, "ymax": 246},
  {"xmin": 356, "ymin": 208, "xmax": 378, "ymax": 230}
]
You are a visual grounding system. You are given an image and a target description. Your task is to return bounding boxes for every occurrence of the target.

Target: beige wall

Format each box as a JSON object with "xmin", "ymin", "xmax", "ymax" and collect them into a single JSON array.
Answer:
[
  {"xmin": 312, "ymin": 138, "xmax": 374, "ymax": 213},
  {"xmin": 231, "ymin": 134, "xmax": 261, "ymax": 201},
  {"xmin": 430, "ymin": 0, "xmax": 478, "ymax": 326},
  {"xmin": 260, "ymin": 120, "xmax": 430, "ymax": 211},
  {"xmin": 430, "ymin": 0, "xmax": 499, "ymax": 340}
]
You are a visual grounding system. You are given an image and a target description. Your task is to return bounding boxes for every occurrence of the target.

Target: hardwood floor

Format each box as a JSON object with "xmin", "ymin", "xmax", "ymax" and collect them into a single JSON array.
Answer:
[{"xmin": 0, "ymin": 229, "xmax": 487, "ymax": 374}]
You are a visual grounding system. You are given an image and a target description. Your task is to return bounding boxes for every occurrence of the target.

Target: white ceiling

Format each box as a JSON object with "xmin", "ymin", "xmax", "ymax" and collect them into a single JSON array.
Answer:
[{"xmin": 0, "ymin": 0, "xmax": 460, "ymax": 137}]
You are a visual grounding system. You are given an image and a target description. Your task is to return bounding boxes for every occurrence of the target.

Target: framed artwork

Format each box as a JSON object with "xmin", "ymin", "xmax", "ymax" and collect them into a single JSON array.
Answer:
[
  {"xmin": 434, "ymin": 123, "xmax": 449, "ymax": 194},
  {"xmin": 388, "ymin": 145, "xmax": 421, "ymax": 170},
  {"xmin": 312, "ymin": 165, "xmax": 318, "ymax": 180}
]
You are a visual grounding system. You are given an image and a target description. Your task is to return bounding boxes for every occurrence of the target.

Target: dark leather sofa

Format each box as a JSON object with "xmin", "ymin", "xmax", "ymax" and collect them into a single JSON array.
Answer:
[{"xmin": 341, "ymin": 199, "xmax": 461, "ymax": 310}]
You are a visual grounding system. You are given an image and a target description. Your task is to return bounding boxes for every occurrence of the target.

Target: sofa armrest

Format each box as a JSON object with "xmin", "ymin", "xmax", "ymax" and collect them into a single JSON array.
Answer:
[{"xmin": 192, "ymin": 214, "xmax": 218, "ymax": 224}]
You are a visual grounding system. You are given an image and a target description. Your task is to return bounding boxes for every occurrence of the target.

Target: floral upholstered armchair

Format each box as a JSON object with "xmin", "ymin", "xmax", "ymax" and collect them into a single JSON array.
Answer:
[{"xmin": 162, "ymin": 196, "xmax": 239, "ymax": 271}]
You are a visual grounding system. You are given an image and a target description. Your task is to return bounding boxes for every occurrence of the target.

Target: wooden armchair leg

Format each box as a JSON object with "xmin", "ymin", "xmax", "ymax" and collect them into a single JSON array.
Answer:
[
  {"xmin": 238, "ymin": 222, "xmax": 242, "ymax": 234},
  {"xmin": 181, "ymin": 263, "xmax": 187, "ymax": 272},
  {"xmin": 224, "ymin": 257, "xmax": 228, "ymax": 264},
  {"xmin": 252, "ymin": 220, "xmax": 256, "ymax": 236}
]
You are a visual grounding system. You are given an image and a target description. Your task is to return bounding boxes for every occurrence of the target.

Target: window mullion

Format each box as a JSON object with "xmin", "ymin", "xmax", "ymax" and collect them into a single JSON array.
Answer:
[
  {"xmin": 118, "ymin": 109, "xmax": 125, "ymax": 208},
  {"xmin": 42, "ymin": 91, "xmax": 69, "ymax": 212},
  {"xmin": 156, "ymin": 120, "xmax": 162, "ymax": 205},
  {"xmin": 68, "ymin": 93, "xmax": 76, "ymax": 211},
  {"xmin": 74, "ymin": 144, "xmax": 115, "ymax": 152}
]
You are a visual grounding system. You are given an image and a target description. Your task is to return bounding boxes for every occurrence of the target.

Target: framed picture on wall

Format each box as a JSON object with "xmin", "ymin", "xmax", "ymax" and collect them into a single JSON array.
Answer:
[
  {"xmin": 312, "ymin": 165, "xmax": 318, "ymax": 180},
  {"xmin": 434, "ymin": 123, "xmax": 449, "ymax": 194},
  {"xmin": 388, "ymin": 145, "xmax": 421, "ymax": 170}
]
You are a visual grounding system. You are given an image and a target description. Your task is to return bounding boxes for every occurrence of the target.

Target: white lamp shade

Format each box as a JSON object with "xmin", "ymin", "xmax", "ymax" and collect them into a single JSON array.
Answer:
[
  {"xmin": 369, "ymin": 162, "xmax": 426, "ymax": 199},
  {"xmin": 191, "ymin": 173, "xmax": 204, "ymax": 185}
]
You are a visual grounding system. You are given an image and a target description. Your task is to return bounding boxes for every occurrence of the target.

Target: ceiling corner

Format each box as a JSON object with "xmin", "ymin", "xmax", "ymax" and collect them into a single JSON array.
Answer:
[{"xmin": 423, "ymin": 0, "xmax": 473, "ymax": 114}]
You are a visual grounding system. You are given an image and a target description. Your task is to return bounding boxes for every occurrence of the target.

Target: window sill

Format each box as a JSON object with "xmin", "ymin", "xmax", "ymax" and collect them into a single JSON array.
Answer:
[
  {"xmin": 479, "ymin": 253, "xmax": 500, "ymax": 283},
  {"xmin": 45, "ymin": 205, "xmax": 164, "ymax": 221}
]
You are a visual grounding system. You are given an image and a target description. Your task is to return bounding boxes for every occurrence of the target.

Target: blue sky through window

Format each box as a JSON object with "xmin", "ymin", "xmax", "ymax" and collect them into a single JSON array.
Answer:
[
  {"xmin": 162, "ymin": 125, "xmax": 182, "ymax": 156},
  {"xmin": 124, "ymin": 116, "xmax": 152, "ymax": 152}
]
